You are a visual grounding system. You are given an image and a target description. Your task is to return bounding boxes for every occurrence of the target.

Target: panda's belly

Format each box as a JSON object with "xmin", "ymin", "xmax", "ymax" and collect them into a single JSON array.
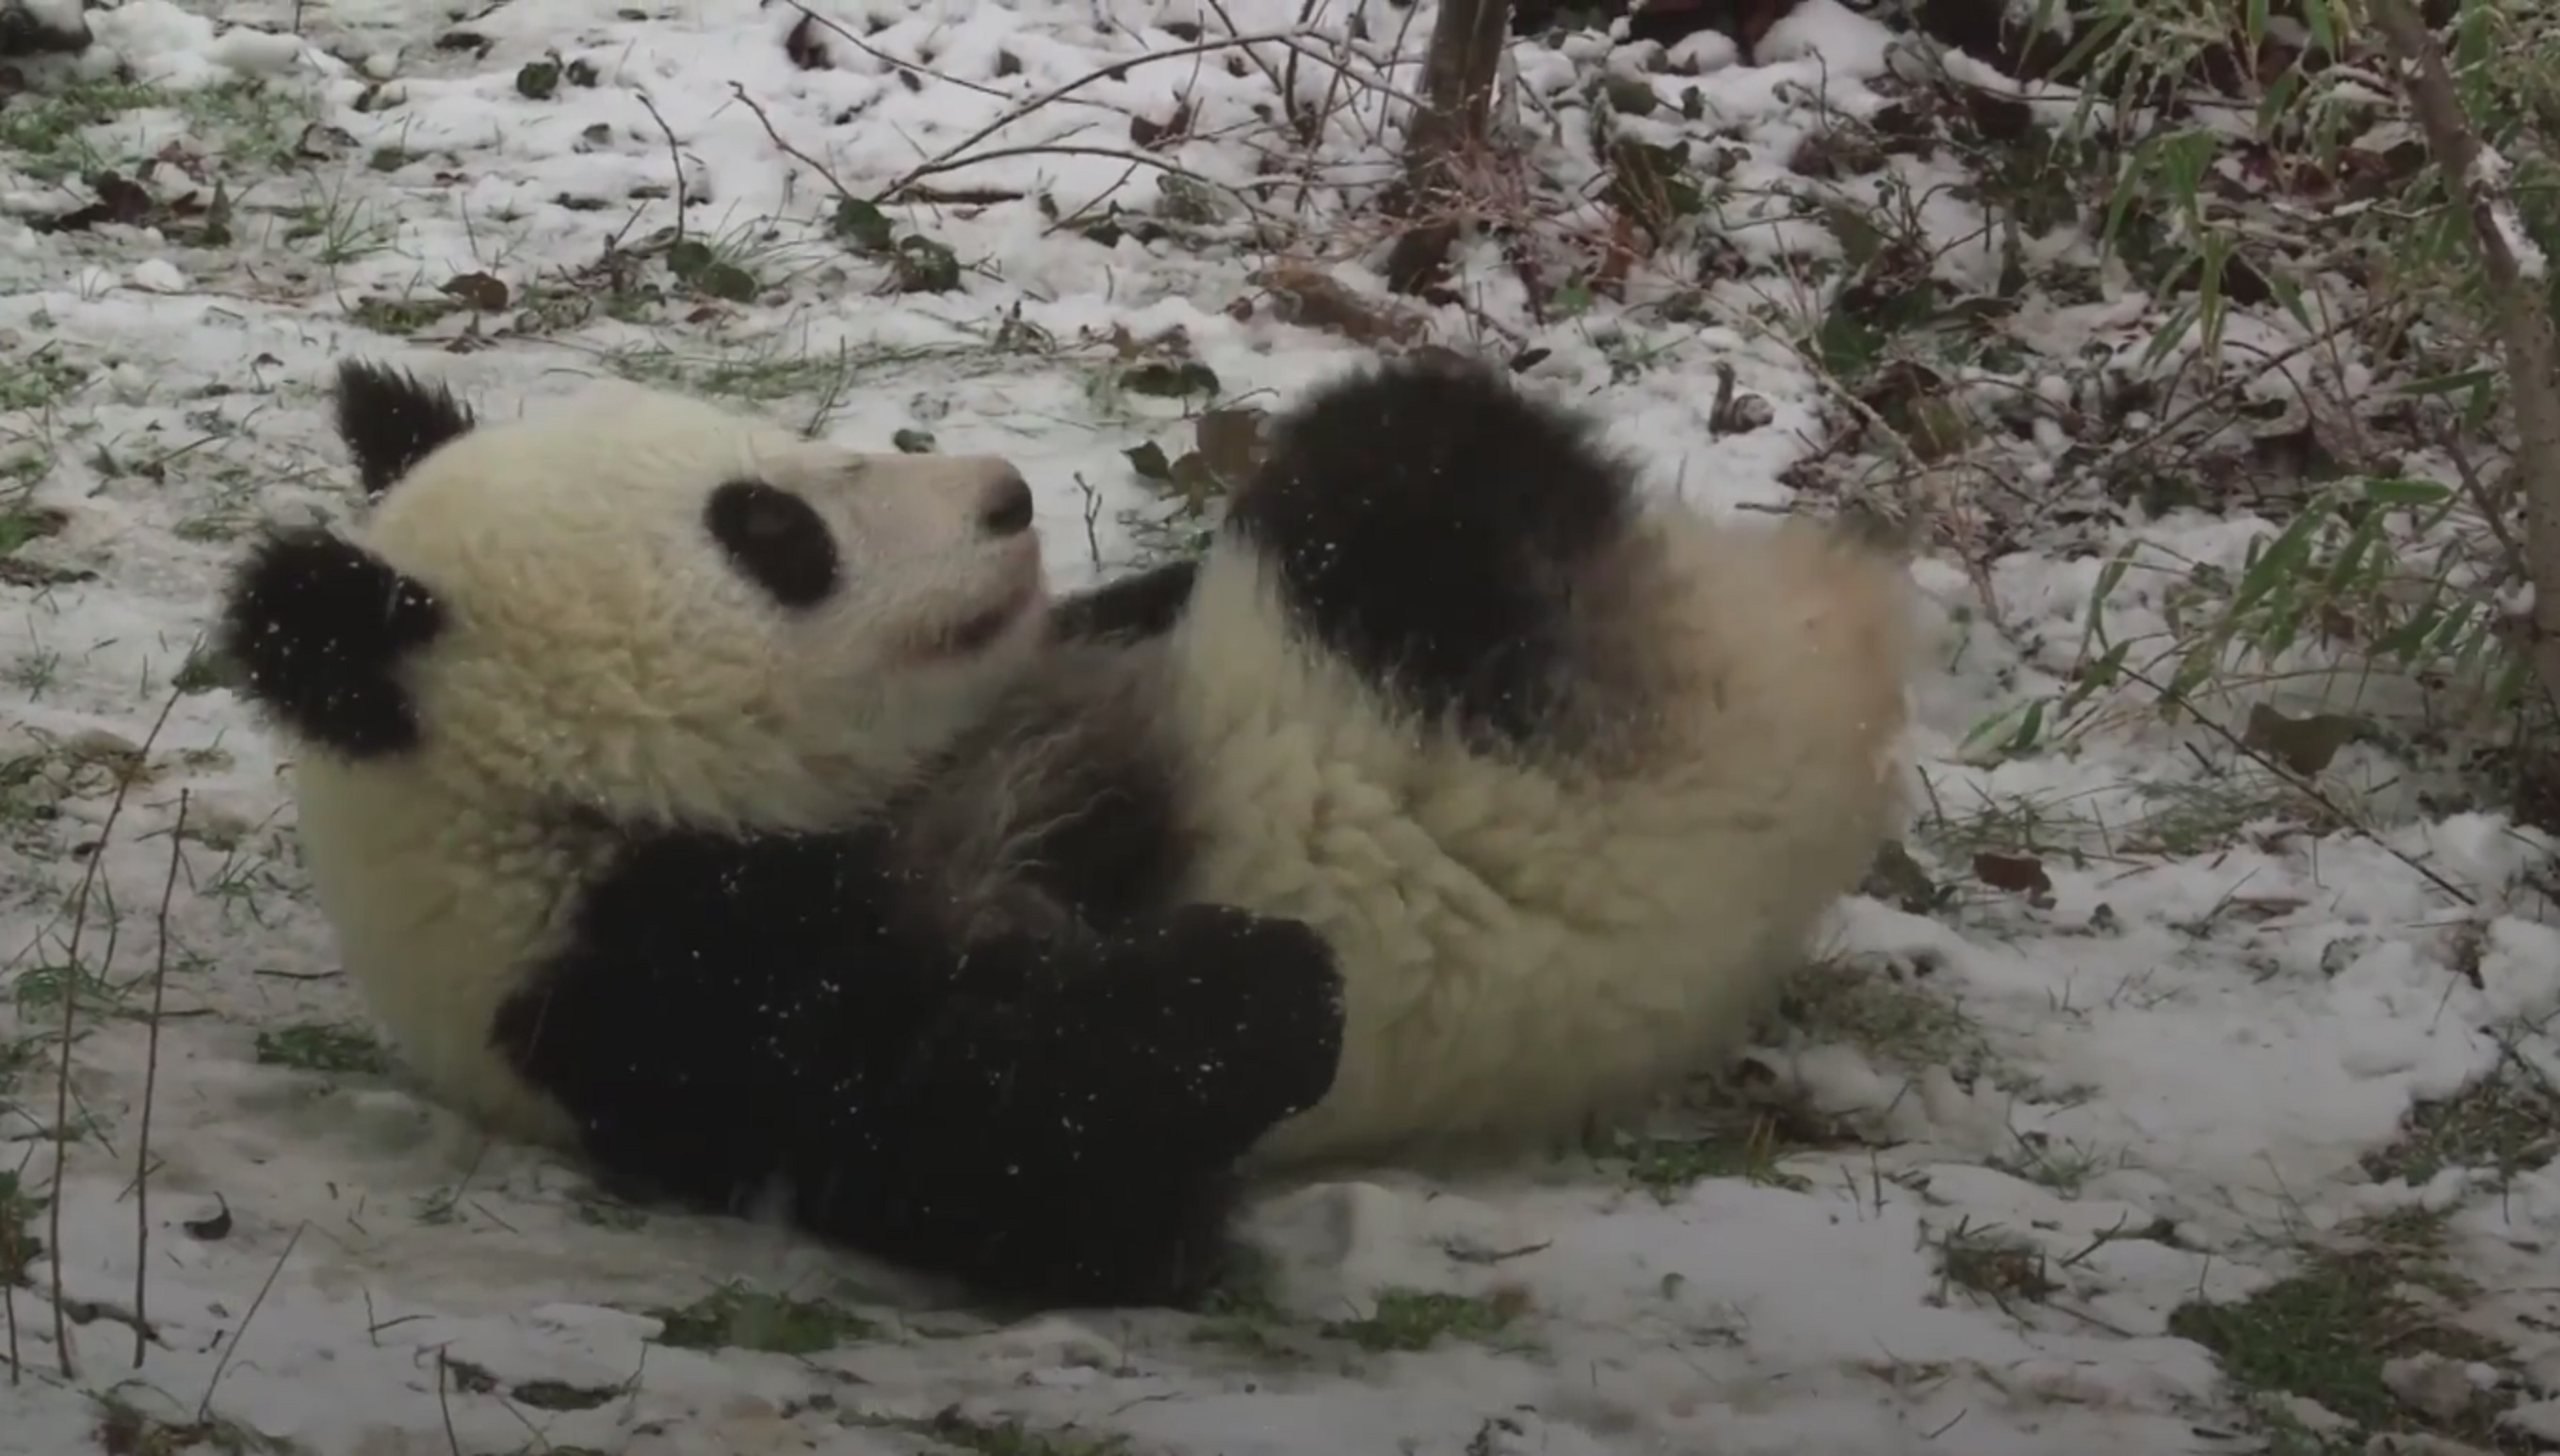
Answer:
[
  {"xmin": 1168, "ymin": 586, "xmax": 1907, "ymax": 1172},
  {"xmin": 1183, "ymin": 753, "xmax": 1843, "ymax": 1170}
]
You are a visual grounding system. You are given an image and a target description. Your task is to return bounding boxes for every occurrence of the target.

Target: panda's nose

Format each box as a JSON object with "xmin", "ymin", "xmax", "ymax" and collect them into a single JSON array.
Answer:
[{"xmin": 979, "ymin": 470, "xmax": 1035, "ymax": 538}]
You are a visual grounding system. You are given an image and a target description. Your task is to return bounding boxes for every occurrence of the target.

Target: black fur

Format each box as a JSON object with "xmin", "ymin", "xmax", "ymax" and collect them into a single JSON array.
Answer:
[
  {"xmin": 335, "ymin": 361, "xmax": 476, "ymax": 498},
  {"xmin": 1047, "ymin": 559, "xmax": 1199, "ymax": 645},
  {"xmin": 705, "ymin": 479, "xmax": 839, "ymax": 609},
  {"xmin": 1221, "ymin": 355, "xmax": 1637, "ymax": 748},
  {"xmin": 218, "ymin": 527, "xmax": 445, "ymax": 758},
  {"xmin": 980, "ymin": 472, "xmax": 1036, "ymax": 538},
  {"xmin": 1011, "ymin": 764, "xmax": 1192, "ymax": 928},
  {"xmin": 493, "ymin": 823, "xmax": 1346, "ymax": 1309},
  {"xmin": 951, "ymin": 677, "xmax": 1196, "ymax": 930}
]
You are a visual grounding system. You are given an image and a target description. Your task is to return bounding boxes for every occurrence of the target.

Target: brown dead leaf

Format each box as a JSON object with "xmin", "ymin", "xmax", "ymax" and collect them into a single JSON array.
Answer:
[
  {"xmin": 1971, "ymin": 851, "xmax": 2051, "ymax": 897},
  {"xmin": 783, "ymin": 13, "xmax": 831, "ymax": 70},
  {"xmin": 1167, "ymin": 451, "xmax": 1222, "ymax": 511},
  {"xmin": 1251, "ymin": 261, "xmax": 1426, "ymax": 347},
  {"xmin": 1953, "ymin": 82, "xmax": 2036, "ymax": 144},
  {"xmin": 1860, "ymin": 839, "xmax": 1942, "ymax": 914},
  {"xmin": 0, "ymin": 559, "xmax": 92, "ymax": 586},
  {"xmin": 35, "ymin": 170, "xmax": 156, "ymax": 234},
  {"xmin": 2242, "ymin": 704, "xmax": 2360, "ymax": 776},
  {"xmin": 151, "ymin": 139, "xmax": 211, "ymax": 186},
  {"xmin": 1193, "ymin": 408, "xmax": 1266, "ymax": 485},
  {"xmin": 1129, "ymin": 99, "xmax": 1194, "ymax": 151},
  {"xmin": 3, "ymin": 505, "xmax": 69, "ymax": 545},
  {"xmin": 439, "ymin": 271, "xmax": 511, "ymax": 312}
]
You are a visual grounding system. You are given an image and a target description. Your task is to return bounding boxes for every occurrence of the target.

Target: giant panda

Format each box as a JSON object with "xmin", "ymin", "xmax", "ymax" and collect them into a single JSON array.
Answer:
[{"xmin": 217, "ymin": 352, "xmax": 1912, "ymax": 1309}]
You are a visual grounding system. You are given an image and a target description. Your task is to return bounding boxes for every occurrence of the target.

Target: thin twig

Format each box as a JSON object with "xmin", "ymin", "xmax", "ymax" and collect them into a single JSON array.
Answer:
[
  {"xmin": 2439, "ymin": 428, "xmax": 2521, "ymax": 564},
  {"xmin": 198, "ymin": 1221, "xmax": 304, "ymax": 1420},
  {"xmin": 49, "ymin": 688, "xmax": 184, "ymax": 1379},
  {"xmin": 784, "ymin": 2, "xmax": 1012, "ymax": 100},
  {"xmin": 630, "ymin": 89, "xmax": 689, "ymax": 255},
  {"xmin": 2122, "ymin": 663, "xmax": 2478, "ymax": 906},
  {"xmin": 134, "ymin": 788, "xmax": 187, "ymax": 1369},
  {"xmin": 726, "ymin": 84, "xmax": 864, "ymax": 211},
  {"xmin": 888, "ymin": 141, "xmax": 1281, "ymax": 221},
  {"xmin": 4, "ymin": 1160, "xmax": 17, "ymax": 1383},
  {"xmin": 878, "ymin": 29, "xmax": 1354, "ymax": 200},
  {"xmin": 729, "ymin": 76, "xmax": 1288, "ymax": 232},
  {"xmin": 1203, "ymin": 0, "xmax": 1288, "ymax": 95},
  {"xmin": 435, "ymin": 1347, "xmax": 465, "ymax": 1456}
]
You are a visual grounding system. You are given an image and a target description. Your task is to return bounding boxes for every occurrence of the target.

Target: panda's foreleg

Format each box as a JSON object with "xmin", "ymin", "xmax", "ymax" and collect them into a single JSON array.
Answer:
[
  {"xmin": 841, "ymin": 902, "xmax": 1346, "ymax": 1306},
  {"xmin": 1214, "ymin": 356, "xmax": 1639, "ymax": 750},
  {"xmin": 498, "ymin": 831, "xmax": 1340, "ymax": 1308},
  {"xmin": 1045, "ymin": 558, "xmax": 1198, "ymax": 644}
]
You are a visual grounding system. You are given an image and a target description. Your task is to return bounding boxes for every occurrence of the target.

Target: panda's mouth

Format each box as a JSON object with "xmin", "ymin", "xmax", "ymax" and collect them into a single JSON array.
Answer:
[{"xmin": 931, "ymin": 577, "xmax": 1043, "ymax": 659}]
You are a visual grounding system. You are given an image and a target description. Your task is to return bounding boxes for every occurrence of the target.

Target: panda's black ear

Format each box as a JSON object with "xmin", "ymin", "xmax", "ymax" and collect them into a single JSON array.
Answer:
[
  {"xmin": 334, "ymin": 360, "xmax": 474, "ymax": 498},
  {"xmin": 217, "ymin": 526, "xmax": 445, "ymax": 758}
]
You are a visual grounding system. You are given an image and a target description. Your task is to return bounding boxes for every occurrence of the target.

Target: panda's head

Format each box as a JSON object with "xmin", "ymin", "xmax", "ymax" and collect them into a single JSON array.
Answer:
[{"xmin": 219, "ymin": 362, "xmax": 1049, "ymax": 833}]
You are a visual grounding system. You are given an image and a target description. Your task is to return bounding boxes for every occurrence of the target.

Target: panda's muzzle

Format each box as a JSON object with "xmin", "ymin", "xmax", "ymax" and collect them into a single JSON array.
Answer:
[
  {"xmin": 977, "ymin": 470, "xmax": 1035, "ymax": 539},
  {"xmin": 946, "ymin": 586, "xmax": 1036, "ymax": 655},
  {"xmin": 915, "ymin": 539, "xmax": 1045, "ymax": 661}
]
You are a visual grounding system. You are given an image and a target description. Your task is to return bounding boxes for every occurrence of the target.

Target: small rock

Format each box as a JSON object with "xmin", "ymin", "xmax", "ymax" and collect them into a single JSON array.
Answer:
[
  {"xmin": 106, "ymin": 363, "xmax": 154, "ymax": 403},
  {"xmin": 128, "ymin": 258, "xmax": 190, "ymax": 294},
  {"xmin": 986, "ymin": 1314, "xmax": 1122, "ymax": 1368},
  {"xmin": 2382, "ymin": 1352, "xmax": 2479, "ymax": 1423},
  {"xmin": 207, "ymin": 27, "xmax": 304, "ymax": 75},
  {"xmin": 66, "ymin": 726, "xmax": 141, "ymax": 767}
]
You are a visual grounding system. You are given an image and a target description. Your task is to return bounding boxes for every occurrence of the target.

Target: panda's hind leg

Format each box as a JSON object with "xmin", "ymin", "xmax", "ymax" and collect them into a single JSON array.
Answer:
[{"xmin": 1218, "ymin": 355, "xmax": 1640, "ymax": 750}]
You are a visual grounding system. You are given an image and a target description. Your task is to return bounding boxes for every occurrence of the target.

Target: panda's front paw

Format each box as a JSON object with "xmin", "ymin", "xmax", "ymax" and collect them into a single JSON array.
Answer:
[{"xmin": 1115, "ymin": 903, "xmax": 1348, "ymax": 1134}]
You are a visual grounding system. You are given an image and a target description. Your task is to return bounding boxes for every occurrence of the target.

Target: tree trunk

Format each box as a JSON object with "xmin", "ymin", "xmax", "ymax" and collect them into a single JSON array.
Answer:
[
  {"xmin": 1382, "ymin": 0, "xmax": 1514, "ymax": 296},
  {"xmin": 2372, "ymin": 0, "xmax": 2560, "ymax": 717}
]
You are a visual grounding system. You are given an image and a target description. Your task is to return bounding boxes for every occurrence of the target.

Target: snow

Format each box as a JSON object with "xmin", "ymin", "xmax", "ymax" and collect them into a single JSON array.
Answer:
[{"xmin": 3, "ymin": 1, "xmax": 2558, "ymax": 1453}]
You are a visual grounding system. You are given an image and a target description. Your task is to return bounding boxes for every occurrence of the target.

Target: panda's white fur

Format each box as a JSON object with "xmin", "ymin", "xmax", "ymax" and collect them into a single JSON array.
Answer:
[
  {"xmin": 220, "ymin": 354, "xmax": 1911, "ymax": 1309},
  {"xmin": 1169, "ymin": 518, "xmax": 1909, "ymax": 1168},
  {"xmin": 279, "ymin": 382, "xmax": 1048, "ymax": 1148}
]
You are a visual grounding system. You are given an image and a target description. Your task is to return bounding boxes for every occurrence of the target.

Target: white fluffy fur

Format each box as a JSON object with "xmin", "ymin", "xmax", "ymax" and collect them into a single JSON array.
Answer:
[
  {"xmin": 1169, "ymin": 510, "xmax": 1913, "ymax": 1170},
  {"xmin": 284, "ymin": 382, "xmax": 1044, "ymax": 1146}
]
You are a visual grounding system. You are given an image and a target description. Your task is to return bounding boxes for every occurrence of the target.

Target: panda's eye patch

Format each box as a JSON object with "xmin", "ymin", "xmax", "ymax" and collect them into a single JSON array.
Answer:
[{"xmin": 705, "ymin": 478, "xmax": 838, "ymax": 609}]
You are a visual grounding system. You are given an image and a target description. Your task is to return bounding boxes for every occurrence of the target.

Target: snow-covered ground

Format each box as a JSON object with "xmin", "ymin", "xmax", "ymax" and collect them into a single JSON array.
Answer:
[{"xmin": 4, "ymin": 1, "xmax": 2559, "ymax": 1452}]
